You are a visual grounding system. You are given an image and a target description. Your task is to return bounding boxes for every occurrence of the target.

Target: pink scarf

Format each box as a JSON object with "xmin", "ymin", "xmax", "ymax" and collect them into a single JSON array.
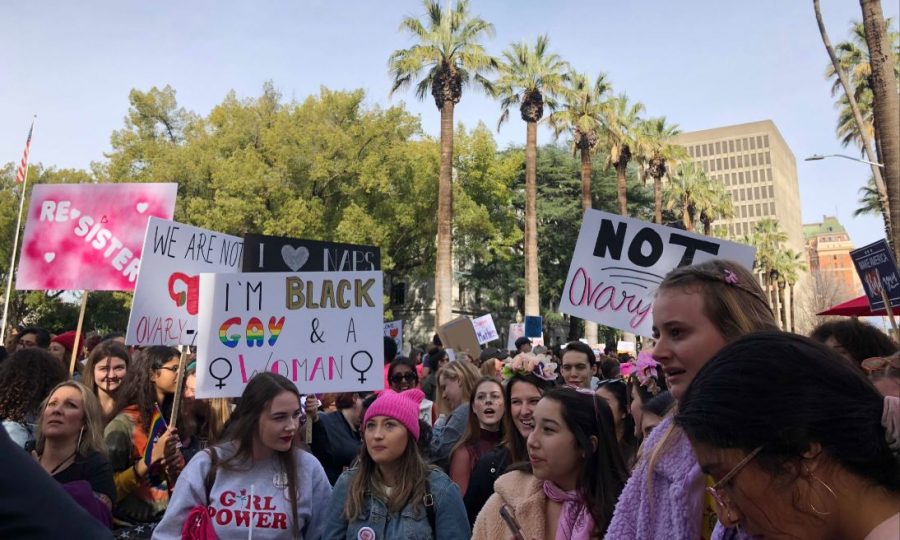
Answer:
[{"xmin": 543, "ymin": 480, "xmax": 595, "ymax": 540}]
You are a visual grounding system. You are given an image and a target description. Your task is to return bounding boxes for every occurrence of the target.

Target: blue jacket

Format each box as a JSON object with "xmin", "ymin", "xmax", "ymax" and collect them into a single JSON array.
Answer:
[{"xmin": 322, "ymin": 467, "xmax": 470, "ymax": 540}]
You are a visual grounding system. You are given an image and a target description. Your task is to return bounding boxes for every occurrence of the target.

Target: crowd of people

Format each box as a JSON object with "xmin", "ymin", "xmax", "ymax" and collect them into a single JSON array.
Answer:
[{"xmin": 1, "ymin": 258, "xmax": 898, "ymax": 539}]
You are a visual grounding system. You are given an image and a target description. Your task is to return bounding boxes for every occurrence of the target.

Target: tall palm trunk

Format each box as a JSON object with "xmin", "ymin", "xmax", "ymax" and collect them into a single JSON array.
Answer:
[
  {"xmin": 789, "ymin": 283, "xmax": 796, "ymax": 333},
  {"xmin": 814, "ymin": 0, "xmax": 894, "ymax": 252},
  {"xmin": 435, "ymin": 101, "xmax": 455, "ymax": 326},
  {"xmin": 860, "ymin": 0, "xmax": 900, "ymax": 256},
  {"xmin": 654, "ymin": 176, "xmax": 663, "ymax": 224},
  {"xmin": 617, "ymin": 160, "xmax": 628, "ymax": 215},
  {"xmin": 580, "ymin": 144, "xmax": 598, "ymax": 344},
  {"xmin": 524, "ymin": 120, "xmax": 540, "ymax": 317}
]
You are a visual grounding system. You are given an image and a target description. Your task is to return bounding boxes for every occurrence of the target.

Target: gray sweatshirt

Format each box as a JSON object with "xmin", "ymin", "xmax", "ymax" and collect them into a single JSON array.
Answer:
[{"xmin": 153, "ymin": 442, "xmax": 332, "ymax": 540}]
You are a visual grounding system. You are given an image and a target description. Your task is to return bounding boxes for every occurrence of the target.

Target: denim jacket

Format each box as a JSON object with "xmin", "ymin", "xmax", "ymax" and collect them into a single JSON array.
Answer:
[{"xmin": 322, "ymin": 467, "xmax": 470, "ymax": 540}]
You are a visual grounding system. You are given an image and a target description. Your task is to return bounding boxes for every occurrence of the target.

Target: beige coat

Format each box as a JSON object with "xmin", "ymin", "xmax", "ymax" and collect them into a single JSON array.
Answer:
[{"xmin": 472, "ymin": 470, "xmax": 548, "ymax": 540}]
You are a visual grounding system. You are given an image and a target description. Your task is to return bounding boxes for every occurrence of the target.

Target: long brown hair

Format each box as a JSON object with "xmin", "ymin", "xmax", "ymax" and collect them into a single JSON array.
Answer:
[
  {"xmin": 219, "ymin": 373, "xmax": 301, "ymax": 538},
  {"xmin": 344, "ymin": 430, "xmax": 434, "ymax": 520},
  {"xmin": 450, "ymin": 377, "xmax": 505, "ymax": 459},
  {"xmin": 82, "ymin": 341, "xmax": 130, "ymax": 396},
  {"xmin": 501, "ymin": 374, "xmax": 553, "ymax": 463}
]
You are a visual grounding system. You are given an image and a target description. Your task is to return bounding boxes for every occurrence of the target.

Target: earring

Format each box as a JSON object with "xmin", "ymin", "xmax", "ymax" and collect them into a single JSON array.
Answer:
[{"xmin": 805, "ymin": 466, "xmax": 836, "ymax": 516}]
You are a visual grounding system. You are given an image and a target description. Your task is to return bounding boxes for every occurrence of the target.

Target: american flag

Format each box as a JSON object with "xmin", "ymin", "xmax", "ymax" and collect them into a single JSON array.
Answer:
[{"xmin": 15, "ymin": 121, "xmax": 34, "ymax": 184}]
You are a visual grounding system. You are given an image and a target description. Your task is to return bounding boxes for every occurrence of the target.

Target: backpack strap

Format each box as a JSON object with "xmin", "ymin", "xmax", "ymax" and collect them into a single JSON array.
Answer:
[
  {"xmin": 423, "ymin": 479, "xmax": 436, "ymax": 535},
  {"xmin": 203, "ymin": 447, "xmax": 219, "ymax": 504}
]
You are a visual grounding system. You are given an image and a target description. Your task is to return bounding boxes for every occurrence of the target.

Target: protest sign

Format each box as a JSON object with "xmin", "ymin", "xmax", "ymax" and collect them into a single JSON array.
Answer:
[
  {"xmin": 850, "ymin": 239, "xmax": 900, "ymax": 311},
  {"xmin": 617, "ymin": 341, "xmax": 636, "ymax": 355},
  {"xmin": 384, "ymin": 320, "xmax": 403, "ymax": 351},
  {"xmin": 507, "ymin": 323, "xmax": 525, "ymax": 352},
  {"xmin": 126, "ymin": 218, "xmax": 243, "ymax": 346},
  {"xmin": 437, "ymin": 317, "xmax": 481, "ymax": 358},
  {"xmin": 242, "ymin": 233, "xmax": 380, "ymax": 272},
  {"xmin": 559, "ymin": 209, "xmax": 755, "ymax": 337},
  {"xmin": 473, "ymin": 314, "xmax": 499, "ymax": 345},
  {"xmin": 194, "ymin": 271, "xmax": 383, "ymax": 398},
  {"xmin": 16, "ymin": 183, "xmax": 177, "ymax": 291},
  {"xmin": 524, "ymin": 315, "xmax": 543, "ymax": 338}
]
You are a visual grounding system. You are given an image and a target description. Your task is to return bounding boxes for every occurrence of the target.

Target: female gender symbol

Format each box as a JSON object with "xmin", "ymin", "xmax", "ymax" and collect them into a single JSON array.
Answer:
[
  {"xmin": 209, "ymin": 357, "xmax": 233, "ymax": 389},
  {"xmin": 350, "ymin": 351, "xmax": 373, "ymax": 383}
]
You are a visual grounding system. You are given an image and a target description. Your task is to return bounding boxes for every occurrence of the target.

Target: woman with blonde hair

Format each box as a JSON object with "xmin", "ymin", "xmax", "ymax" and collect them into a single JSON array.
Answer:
[
  {"xmin": 34, "ymin": 381, "xmax": 115, "ymax": 527},
  {"xmin": 606, "ymin": 259, "xmax": 778, "ymax": 540},
  {"xmin": 430, "ymin": 360, "xmax": 480, "ymax": 466}
]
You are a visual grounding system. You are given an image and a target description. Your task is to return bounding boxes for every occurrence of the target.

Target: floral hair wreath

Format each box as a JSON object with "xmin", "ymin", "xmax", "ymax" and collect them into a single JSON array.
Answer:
[
  {"xmin": 502, "ymin": 352, "xmax": 557, "ymax": 382},
  {"xmin": 620, "ymin": 351, "xmax": 662, "ymax": 396}
]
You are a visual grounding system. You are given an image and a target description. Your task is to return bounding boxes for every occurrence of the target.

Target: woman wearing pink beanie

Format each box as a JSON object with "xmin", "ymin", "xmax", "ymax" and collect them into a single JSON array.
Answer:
[{"xmin": 322, "ymin": 389, "xmax": 470, "ymax": 539}]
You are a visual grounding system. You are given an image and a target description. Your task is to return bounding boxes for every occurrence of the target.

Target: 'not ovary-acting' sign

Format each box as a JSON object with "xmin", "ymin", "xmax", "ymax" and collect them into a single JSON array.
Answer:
[{"xmin": 16, "ymin": 183, "xmax": 177, "ymax": 291}]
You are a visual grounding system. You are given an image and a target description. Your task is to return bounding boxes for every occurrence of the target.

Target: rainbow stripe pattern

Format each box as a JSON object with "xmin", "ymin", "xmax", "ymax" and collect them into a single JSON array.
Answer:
[{"xmin": 143, "ymin": 403, "xmax": 168, "ymax": 467}]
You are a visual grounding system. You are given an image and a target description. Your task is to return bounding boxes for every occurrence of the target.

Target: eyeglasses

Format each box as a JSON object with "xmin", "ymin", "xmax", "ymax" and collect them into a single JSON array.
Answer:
[
  {"xmin": 706, "ymin": 446, "xmax": 763, "ymax": 508},
  {"xmin": 390, "ymin": 373, "xmax": 418, "ymax": 383},
  {"xmin": 157, "ymin": 366, "xmax": 180, "ymax": 374},
  {"xmin": 861, "ymin": 356, "xmax": 899, "ymax": 374}
]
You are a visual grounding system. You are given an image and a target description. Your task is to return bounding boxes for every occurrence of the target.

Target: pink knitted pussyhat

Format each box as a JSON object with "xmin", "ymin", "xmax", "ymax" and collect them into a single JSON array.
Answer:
[{"xmin": 363, "ymin": 388, "xmax": 425, "ymax": 440}]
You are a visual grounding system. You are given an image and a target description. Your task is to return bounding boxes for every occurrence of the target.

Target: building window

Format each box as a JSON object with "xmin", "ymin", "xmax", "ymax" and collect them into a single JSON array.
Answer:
[
  {"xmin": 737, "ymin": 139, "xmax": 743, "ymax": 151},
  {"xmin": 754, "ymin": 187, "xmax": 761, "ymax": 199},
  {"xmin": 756, "ymin": 203, "xmax": 762, "ymax": 216},
  {"xmin": 741, "ymin": 206, "xmax": 747, "ymax": 218},
  {"xmin": 702, "ymin": 144, "xmax": 708, "ymax": 157},
  {"xmin": 729, "ymin": 140, "xmax": 735, "ymax": 152},
  {"xmin": 764, "ymin": 135, "xmax": 769, "ymax": 147},
  {"xmin": 769, "ymin": 202, "xmax": 775, "ymax": 214},
  {"xmin": 768, "ymin": 185, "xmax": 774, "ymax": 198},
  {"xmin": 714, "ymin": 142, "xmax": 720, "ymax": 153},
  {"xmin": 753, "ymin": 170, "xmax": 759, "ymax": 182},
  {"xmin": 749, "ymin": 205, "xmax": 755, "ymax": 217},
  {"xmin": 750, "ymin": 137, "xmax": 756, "ymax": 150},
  {"xmin": 717, "ymin": 158, "xmax": 722, "ymax": 170},
  {"xmin": 737, "ymin": 155, "xmax": 743, "ymax": 168},
  {"xmin": 765, "ymin": 152, "xmax": 771, "ymax": 165},
  {"xmin": 751, "ymin": 153, "xmax": 758, "ymax": 166},
  {"xmin": 767, "ymin": 168, "xmax": 772, "ymax": 181},
  {"xmin": 739, "ymin": 171, "xmax": 745, "ymax": 184},
  {"xmin": 757, "ymin": 136, "xmax": 763, "ymax": 148}
]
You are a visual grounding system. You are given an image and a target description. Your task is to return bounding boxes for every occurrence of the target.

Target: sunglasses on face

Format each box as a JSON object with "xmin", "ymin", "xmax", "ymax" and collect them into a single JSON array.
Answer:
[
  {"xmin": 390, "ymin": 373, "xmax": 418, "ymax": 383},
  {"xmin": 861, "ymin": 356, "xmax": 900, "ymax": 374}
]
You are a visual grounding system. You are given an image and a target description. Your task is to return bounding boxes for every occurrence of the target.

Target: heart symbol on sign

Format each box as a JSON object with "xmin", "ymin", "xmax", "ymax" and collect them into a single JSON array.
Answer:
[
  {"xmin": 43, "ymin": 252, "xmax": 56, "ymax": 263},
  {"xmin": 136, "ymin": 202, "xmax": 149, "ymax": 214},
  {"xmin": 100, "ymin": 215, "xmax": 109, "ymax": 224},
  {"xmin": 281, "ymin": 245, "xmax": 309, "ymax": 271},
  {"xmin": 69, "ymin": 209, "xmax": 81, "ymax": 219},
  {"xmin": 390, "ymin": 328, "xmax": 399, "ymax": 338}
]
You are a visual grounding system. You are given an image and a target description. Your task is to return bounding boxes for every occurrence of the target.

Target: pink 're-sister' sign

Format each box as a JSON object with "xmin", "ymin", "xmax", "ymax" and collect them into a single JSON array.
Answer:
[{"xmin": 16, "ymin": 183, "xmax": 177, "ymax": 291}]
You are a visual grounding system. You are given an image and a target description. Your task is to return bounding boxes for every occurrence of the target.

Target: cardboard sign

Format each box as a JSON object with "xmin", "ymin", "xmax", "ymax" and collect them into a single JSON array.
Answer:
[
  {"xmin": 194, "ymin": 271, "xmax": 383, "ymax": 398},
  {"xmin": 16, "ymin": 183, "xmax": 177, "ymax": 291},
  {"xmin": 437, "ymin": 317, "xmax": 480, "ymax": 358},
  {"xmin": 242, "ymin": 233, "xmax": 380, "ymax": 273},
  {"xmin": 524, "ymin": 315, "xmax": 543, "ymax": 338},
  {"xmin": 850, "ymin": 239, "xmax": 900, "ymax": 311},
  {"xmin": 384, "ymin": 320, "xmax": 403, "ymax": 351},
  {"xmin": 507, "ymin": 323, "xmax": 525, "ymax": 352},
  {"xmin": 559, "ymin": 210, "xmax": 756, "ymax": 337},
  {"xmin": 126, "ymin": 218, "xmax": 243, "ymax": 346},
  {"xmin": 473, "ymin": 314, "xmax": 499, "ymax": 345}
]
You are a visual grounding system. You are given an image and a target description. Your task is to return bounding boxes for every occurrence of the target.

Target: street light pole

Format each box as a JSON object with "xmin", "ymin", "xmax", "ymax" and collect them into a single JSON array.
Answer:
[{"xmin": 804, "ymin": 153, "xmax": 885, "ymax": 168}]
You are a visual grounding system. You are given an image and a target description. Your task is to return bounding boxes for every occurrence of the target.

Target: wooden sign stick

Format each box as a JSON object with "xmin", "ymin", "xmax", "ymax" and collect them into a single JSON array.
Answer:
[
  {"xmin": 69, "ymin": 292, "xmax": 88, "ymax": 376},
  {"xmin": 168, "ymin": 345, "xmax": 190, "ymax": 430}
]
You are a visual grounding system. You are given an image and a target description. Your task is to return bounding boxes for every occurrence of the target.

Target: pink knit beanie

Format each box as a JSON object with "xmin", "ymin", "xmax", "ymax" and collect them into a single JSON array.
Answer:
[{"xmin": 363, "ymin": 388, "xmax": 425, "ymax": 440}]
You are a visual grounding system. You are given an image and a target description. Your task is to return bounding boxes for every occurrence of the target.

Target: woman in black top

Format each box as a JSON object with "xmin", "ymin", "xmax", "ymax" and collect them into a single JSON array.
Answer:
[
  {"xmin": 309, "ymin": 391, "xmax": 370, "ymax": 484},
  {"xmin": 34, "ymin": 381, "xmax": 115, "ymax": 527}
]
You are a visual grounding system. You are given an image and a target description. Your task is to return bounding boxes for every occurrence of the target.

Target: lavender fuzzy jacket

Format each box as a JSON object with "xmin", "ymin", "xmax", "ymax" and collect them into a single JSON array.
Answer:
[{"xmin": 605, "ymin": 415, "xmax": 748, "ymax": 540}]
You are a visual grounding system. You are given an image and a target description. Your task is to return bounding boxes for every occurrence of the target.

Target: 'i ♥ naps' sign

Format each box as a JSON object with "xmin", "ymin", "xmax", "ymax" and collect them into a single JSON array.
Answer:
[{"xmin": 16, "ymin": 183, "xmax": 177, "ymax": 291}]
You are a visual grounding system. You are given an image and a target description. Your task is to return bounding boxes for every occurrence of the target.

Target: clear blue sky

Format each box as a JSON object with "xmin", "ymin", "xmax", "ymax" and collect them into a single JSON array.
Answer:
[{"xmin": 3, "ymin": 0, "xmax": 897, "ymax": 248}]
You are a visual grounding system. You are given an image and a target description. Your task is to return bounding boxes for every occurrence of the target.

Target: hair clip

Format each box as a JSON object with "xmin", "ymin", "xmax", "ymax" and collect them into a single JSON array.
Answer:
[{"xmin": 723, "ymin": 269, "xmax": 739, "ymax": 284}]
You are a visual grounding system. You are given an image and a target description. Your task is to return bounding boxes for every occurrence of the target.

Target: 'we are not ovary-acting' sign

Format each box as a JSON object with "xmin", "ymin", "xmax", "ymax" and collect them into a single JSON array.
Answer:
[{"xmin": 16, "ymin": 183, "xmax": 177, "ymax": 291}]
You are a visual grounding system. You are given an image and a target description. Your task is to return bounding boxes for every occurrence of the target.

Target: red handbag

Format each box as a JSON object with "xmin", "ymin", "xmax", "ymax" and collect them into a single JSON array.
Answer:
[{"xmin": 180, "ymin": 448, "xmax": 219, "ymax": 540}]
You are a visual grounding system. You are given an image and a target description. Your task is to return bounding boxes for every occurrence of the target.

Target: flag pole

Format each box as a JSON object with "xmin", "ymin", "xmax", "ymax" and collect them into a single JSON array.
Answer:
[{"xmin": 1, "ymin": 116, "xmax": 36, "ymax": 347}]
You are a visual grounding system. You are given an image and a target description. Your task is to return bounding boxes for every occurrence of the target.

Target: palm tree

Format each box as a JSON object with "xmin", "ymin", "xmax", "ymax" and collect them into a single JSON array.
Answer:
[
  {"xmin": 637, "ymin": 117, "xmax": 688, "ymax": 224},
  {"xmin": 546, "ymin": 70, "xmax": 613, "ymax": 346},
  {"xmin": 602, "ymin": 93, "xmax": 645, "ymax": 216},
  {"xmin": 855, "ymin": 175, "xmax": 883, "ymax": 217},
  {"xmin": 746, "ymin": 218, "xmax": 789, "ymax": 315},
  {"xmin": 860, "ymin": 0, "xmax": 900, "ymax": 254},
  {"xmin": 697, "ymin": 179, "xmax": 734, "ymax": 236},
  {"xmin": 494, "ymin": 35, "xmax": 569, "ymax": 318},
  {"xmin": 773, "ymin": 249, "xmax": 804, "ymax": 332},
  {"xmin": 663, "ymin": 161, "xmax": 707, "ymax": 231},
  {"xmin": 388, "ymin": 0, "xmax": 496, "ymax": 326},
  {"xmin": 814, "ymin": 0, "xmax": 894, "ymax": 252}
]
